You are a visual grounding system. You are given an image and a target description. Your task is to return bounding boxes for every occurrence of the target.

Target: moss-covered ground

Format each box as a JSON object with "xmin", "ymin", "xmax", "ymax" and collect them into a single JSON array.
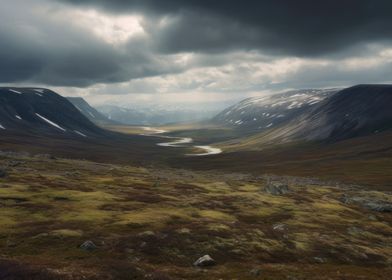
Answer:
[{"xmin": 0, "ymin": 153, "xmax": 391, "ymax": 279}]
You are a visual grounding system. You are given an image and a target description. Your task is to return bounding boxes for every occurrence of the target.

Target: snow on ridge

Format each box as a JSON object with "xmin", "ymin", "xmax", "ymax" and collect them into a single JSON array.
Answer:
[
  {"xmin": 0, "ymin": 124, "xmax": 5, "ymax": 130},
  {"xmin": 33, "ymin": 89, "xmax": 44, "ymax": 96},
  {"xmin": 15, "ymin": 115, "xmax": 22, "ymax": 120},
  {"xmin": 74, "ymin": 130, "xmax": 87, "ymax": 137},
  {"xmin": 88, "ymin": 111, "xmax": 95, "ymax": 118},
  {"xmin": 35, "ymin": 113, "xmax": 66, "ymax": 131},
  {"xmin": 9, "ymin": 89, "xmax": 22, "ymax": 95}
]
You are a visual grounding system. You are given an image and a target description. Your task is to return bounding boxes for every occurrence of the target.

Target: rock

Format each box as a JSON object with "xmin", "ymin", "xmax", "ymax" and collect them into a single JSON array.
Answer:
[
  {"xmin": 364, "ymin": 201, "xmax": 392, "ymax": 212},
  {"xmin": 264, "ymin": 182, "xmax": 289, "ymax": 195},
  {"xmin": 80, "ymin": 240, "xmax": 97, "ymax": 251},
  {"xmin": 341, "ymin": 194, "xmax": 392, "ymax": 213},
  {"xmin": 250, "ymin": 268, "xmax": 262, "ymax": 276},
  {"xmin": 368, "ymin": 214, "xmax": 377, "ymax": 221},
  {"xmin": 193, "ymin": 255, "xmax": 216, "ymax": 267},
  {"xmin": 347, "ymin": 226, "xmax": 364, "ymax": 235},
  {"xmin": 273, "ymin": 223, "xmax": 287, "ymax": 231},
  {"xmin": 0, "ymin": 168, "xmax": 7, "ymax": 178}
]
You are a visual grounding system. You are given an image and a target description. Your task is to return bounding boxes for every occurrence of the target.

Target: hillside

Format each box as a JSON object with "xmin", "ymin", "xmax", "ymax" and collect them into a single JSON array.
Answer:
[
  {"xmin": 212, "ymin": 88, "xmax": 339, "ymax": 133},
  {"xmin": 0, "ymin": 87, "xmax": 109, "ymax": 138},
  {"xmin": 283, "ymin": 84, "xmax": 392, "ymax": 142},
  {"xmin": 67, "ymin": 97, "xmax": 118, "ymax": 126}
]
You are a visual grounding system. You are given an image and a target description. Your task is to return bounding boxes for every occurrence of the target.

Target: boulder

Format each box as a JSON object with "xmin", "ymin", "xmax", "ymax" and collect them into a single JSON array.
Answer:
[
  {"xmin": 264, "ymin": 182, "xmax": 289, "ymax": 195},
  {"xmin": 80, "ymin": 240, "xmax": 97, "ymax": 251},
  {"xmin": 193, "ymin": 255, "xmax": 216, "ymax": 267}
]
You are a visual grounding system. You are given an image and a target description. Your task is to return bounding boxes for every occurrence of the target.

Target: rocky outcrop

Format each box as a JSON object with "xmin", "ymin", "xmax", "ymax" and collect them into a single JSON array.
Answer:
[
  {"xmin": 80, "ymin": 240, "xmax": 97, "ymax": 251},
  {"xmin": 341, "ymin": 194, "xmax": 392, "ymax": 212},
  {"xmin": 193, "ymin": 255, "xmax": 216, "ymax": 267},
  {"xmin": 264, "ymin": 182, "xmax": 289, "ymax": 195}
]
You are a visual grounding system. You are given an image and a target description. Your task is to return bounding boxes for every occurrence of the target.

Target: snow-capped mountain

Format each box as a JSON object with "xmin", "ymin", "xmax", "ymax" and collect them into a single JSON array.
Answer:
[
  {"xmin": 213, "ymin": 89, "xmax": 339, "ymax": 132},
  {"xmin": 274, "ymin": 84, "xmax": 392, "ymax": 142},
  {"xmin": 67, "ymin": 97, "xmax": 117, "ymax": 126},
  {"xmin": 0, "ymin": 87, "xmax": 107, "ymax": 138}
]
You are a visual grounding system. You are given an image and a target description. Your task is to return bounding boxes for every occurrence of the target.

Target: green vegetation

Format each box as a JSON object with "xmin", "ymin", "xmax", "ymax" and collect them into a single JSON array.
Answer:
[{"xmin": 0, "ymin": 153, "xmax": 391, "ymax": 279}]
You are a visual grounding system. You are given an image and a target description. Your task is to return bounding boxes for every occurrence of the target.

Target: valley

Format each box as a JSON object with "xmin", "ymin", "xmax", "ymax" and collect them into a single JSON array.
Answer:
[
  {"xmin": 0, "ymin": 85, "xmax": 391, "ymax": 279},
  {"xmin": 2, "ymin": 2, "xmax": 392, "ymax": 279}
]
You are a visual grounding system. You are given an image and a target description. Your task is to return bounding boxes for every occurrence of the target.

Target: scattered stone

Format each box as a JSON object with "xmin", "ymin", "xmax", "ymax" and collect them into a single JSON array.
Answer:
[
  {"xmin": 264, "ymin": 182, "xmax": 289, "ymax": 195},
  {"xmin": 193, "ymin": 255, "xmax": 216, "ymax": 267},
  {"xmin": 273, "ymin": 223, "xmax": 287, "ymax": 231},
  {"xmin": 250, "ymin": 268, "xmax": 262, "ymax": 277},
  {"xmin": 341, "ymin": 194, "xmax": 392, "ymax": 212},
  {"xmin": 314, "ymin": 257, "xmax": 326, "ymax": 263},
  {"xmin": 80, "ymin": 240, "xmax": 97, "ymax": 251}
]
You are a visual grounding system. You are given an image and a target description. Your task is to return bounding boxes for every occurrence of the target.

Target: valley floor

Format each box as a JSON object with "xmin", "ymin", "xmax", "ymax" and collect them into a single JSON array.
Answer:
[{"xmin": 0, "ymin": 152, "xmax": 391, "ymax": 279}]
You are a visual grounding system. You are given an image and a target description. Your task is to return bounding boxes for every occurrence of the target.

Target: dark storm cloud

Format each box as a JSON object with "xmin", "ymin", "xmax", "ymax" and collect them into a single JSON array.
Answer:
[
  {"xmin": 0, "ymin": 0, "xmax": 185, "ymax": 87},
  {"xmin": 60, "ymin": 0, "xmax": 392, "ymax": 56},
  {"xmin": 2, "ymin": 0, "xmax": 392, "ymax": 89}
]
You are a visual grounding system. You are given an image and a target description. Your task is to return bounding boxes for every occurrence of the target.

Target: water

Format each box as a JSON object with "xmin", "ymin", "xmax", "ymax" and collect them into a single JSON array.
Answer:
[{"xmin": 142, "ymin": 127, "xmax": 222, "ymax": 156}]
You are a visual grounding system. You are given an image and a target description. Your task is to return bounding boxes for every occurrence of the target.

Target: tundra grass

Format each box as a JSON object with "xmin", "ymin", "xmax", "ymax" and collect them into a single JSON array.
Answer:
[{"xmin": 0, "ymin": 154, "xmax": 391, "ymax": 279}]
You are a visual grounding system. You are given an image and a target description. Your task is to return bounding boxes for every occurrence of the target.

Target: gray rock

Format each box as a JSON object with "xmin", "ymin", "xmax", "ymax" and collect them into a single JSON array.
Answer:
[
  {"xmin": 272, "ymin": 223, "xmax": 287, "ymax": 231},
  {"xmin": 193, "ymin": 255, "xmax": 216, "ymax": 267},
  {"xmin": 341, "ymin": 194, "xmax": 392, "ymax": 213},
  {"xmin": 363, "ymin": 201, "xmax": 392, "ymax": 212},
  {"xmin": 264, "ymin": 182, "xmax": 289, "ymax": 195},
  {"xmin": 80, "ymin": 240, "xmax": 97, "ymax": 251}
]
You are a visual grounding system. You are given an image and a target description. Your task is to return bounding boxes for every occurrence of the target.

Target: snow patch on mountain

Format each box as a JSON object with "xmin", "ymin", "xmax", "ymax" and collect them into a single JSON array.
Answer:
[{"xmin": 36, "ymin": 113, "xmax": 66, "ymax": 132}]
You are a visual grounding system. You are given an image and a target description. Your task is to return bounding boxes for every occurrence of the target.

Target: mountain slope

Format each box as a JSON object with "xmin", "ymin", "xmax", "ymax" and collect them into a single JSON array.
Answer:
[
  {"xmin": 287, "ymin": 84, "xmax": 392, "ymax": 141},
  {"xmin": 212, "ymin": 88, "xmax": 339, "ymax": 133},
  {"xmin": 0, "ymin": 87, "xmax": 107, "ymax": 138},
  {"xmin": 67, "ymin": 97, "xmax": 118, "ymax": 126},
  {"xmin": 219, "ymin": 84, "xmax": 392, "ymax": 150}
]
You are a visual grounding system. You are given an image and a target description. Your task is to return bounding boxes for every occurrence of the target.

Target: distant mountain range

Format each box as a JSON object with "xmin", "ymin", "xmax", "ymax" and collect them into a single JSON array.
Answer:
[
  {"xmin": 98, "ymin": 105, "xmax": 218, "ymax": 125},
  {"xmin": 0, "ymin": 87, "xmax": 107, "ymax": 138}
]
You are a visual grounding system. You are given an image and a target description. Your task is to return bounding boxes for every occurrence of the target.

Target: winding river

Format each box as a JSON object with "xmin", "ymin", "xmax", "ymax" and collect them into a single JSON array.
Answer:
[{"xmin": 141, "ymin": 127, "xmax": 222, "ymax": 156}]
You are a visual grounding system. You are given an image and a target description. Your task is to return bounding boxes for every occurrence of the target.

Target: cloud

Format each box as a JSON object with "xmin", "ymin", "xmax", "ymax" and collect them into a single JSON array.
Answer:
[
  {"xmin": 1, "ymin": 0, "xmax": 392, "ymax": 104},
  {"xmin": 0, "ymin": 0, "xmax": 189, "ymax": 87},
  {"xmin": 59, "ymin": 0, "xmax": 392, "ymax": 56}
]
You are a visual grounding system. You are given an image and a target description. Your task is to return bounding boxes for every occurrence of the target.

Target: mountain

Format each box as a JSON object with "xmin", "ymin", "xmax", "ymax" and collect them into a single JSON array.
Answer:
[
  {"xmin": 212, "ymin": 88, "xmax": 339, "ymax": 133},
  {"xmin": 98, "ymin": 105, "xmax": 217, "ymax": 125},
  {"xmin": 67, "ymin": 97, "xmax": 118, "ymax": 126},
  {"xmin": 0, "ymin": 87, "xmax": 107, "ymax": 138},
  {"xmin": 98, "ymin": 105, "xmax": 148, "ymax": 125},
  {"xmin": 218, "ymin": 84, "xmax": 392, "ymax": 150},
  {"xmin": 273, "ymin": 84, "xmax": 392, "ymax": 142}
]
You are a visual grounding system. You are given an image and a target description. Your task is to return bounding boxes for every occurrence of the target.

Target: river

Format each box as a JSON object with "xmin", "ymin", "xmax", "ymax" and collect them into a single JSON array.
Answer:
[{"xmin": 141, "ymin": 127, "xmax": 222, "ymax": 156}]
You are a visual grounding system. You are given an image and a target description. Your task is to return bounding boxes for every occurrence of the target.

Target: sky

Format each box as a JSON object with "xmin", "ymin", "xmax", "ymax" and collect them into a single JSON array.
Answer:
[{"xmin": 1, "ymin": 0, "xmax": 392, "ymax": 109}]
